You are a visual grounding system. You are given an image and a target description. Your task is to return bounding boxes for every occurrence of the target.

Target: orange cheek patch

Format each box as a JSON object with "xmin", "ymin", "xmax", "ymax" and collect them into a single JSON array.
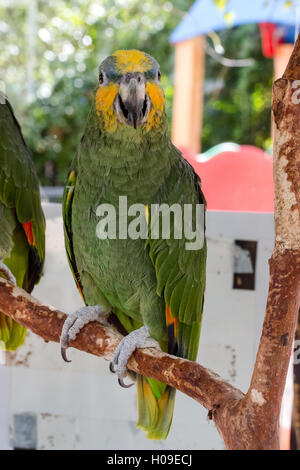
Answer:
[
  {"xmin": 145, "ymin": 83, "xmax": 165, "ymax": 131},
  {"xmin": 96, "ymin": 84, "xmax": 119, "ymax": 132}
]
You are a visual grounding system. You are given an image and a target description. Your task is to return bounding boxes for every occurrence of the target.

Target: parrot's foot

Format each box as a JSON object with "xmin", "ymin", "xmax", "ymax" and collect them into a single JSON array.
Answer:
[
  {"xmin": 0, "ymin": 261, "xmax": 16, "ymax": 285},
  {"xmin": 109, "ymin": 325, "xmax": 161, "ymax": 388},
  {"xmin": 60, "ymin": 305, "xmax": 110, "ymax": 362}
]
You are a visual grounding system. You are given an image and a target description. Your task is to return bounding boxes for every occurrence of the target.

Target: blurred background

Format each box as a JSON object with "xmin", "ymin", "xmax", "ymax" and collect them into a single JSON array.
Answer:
[
  {"xmin": 0, "ymin": 0, "xmax": 299, "ymax": 451},
  {"xmin": 0, "ymin": 0, "xmax": 273, "ymax": 188}
]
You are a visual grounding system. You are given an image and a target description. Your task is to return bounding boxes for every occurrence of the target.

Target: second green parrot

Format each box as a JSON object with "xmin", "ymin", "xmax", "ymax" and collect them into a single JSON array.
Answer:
[{"xmin": 0, "ymin": 94, "xmax": 45, "ymax": 350}]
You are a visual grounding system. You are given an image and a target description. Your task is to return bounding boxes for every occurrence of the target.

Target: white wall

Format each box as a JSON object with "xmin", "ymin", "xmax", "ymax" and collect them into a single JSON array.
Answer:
[
  {"xmin": 0, "ymin": 204, "xmax": 275, "ymax": 450},
  {"xmin": 0, "ymin": 364, "xmax": 10, "ymax": 450}
]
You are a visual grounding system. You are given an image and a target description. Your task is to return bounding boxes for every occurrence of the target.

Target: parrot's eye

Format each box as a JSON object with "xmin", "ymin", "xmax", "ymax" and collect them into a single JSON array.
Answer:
[
  {"xmin": 157, "ymin": 70, "xmax": 161, "ymax": 81},
  {"xmin": 99, "ymin": 70, "xmax": 109, "ymax": 86}
]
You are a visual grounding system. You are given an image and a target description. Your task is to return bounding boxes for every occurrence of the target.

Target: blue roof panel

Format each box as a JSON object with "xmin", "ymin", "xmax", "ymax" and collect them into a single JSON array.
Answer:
[{"xmin": 170, "ymin": 0, "xmax": 298, "ymax": 43}]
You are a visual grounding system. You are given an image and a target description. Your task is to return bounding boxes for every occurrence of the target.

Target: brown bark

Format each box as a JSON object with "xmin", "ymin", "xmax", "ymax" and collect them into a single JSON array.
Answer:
[{"xmin": 0, "ymin": 35, "xmax": 300, "ymax": 451}]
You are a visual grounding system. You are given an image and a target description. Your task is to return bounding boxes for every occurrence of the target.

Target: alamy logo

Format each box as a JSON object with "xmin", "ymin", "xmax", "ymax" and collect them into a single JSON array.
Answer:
[
  {"xmin": 292, "ymin": 80, "xmax": 300, "ymax": 104},
  {"xmin": 294, "ymin": 340, "xmax": 300, "ymax": 365},
  {"xmin": 95, "ymin": 196, "xmax": 205, "ymax": 251}
]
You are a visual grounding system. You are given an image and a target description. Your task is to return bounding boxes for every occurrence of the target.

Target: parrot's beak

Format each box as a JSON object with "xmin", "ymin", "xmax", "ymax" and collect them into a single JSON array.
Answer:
[{"xmin": 116, "ymin": 72, "xmax": 150, "ymax": 129}]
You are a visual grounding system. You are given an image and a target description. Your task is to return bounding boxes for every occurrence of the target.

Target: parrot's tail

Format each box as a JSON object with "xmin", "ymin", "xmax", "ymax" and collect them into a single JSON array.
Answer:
[
  {"xmin": 136, "ymin": 374, "xmax": 176, "ymax": 440},
  {"xmin": 0, "ymin": 312, "xmax": 27, "ymax": 351}
]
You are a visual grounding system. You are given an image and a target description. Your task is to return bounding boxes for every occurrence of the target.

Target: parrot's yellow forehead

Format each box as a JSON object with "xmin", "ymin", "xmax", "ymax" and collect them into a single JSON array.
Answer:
[{"xmin": 113, "ymin": 50, "xmax": 152, "ymax": 73}]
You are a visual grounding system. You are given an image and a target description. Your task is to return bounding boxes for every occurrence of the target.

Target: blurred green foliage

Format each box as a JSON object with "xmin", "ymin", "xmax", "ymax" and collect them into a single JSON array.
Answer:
[
  {"xmin": 204, "ymin": 24, "xmax": 273, "ymax": 151},
  {"xmin": 0, "ymin": 0, "xmax": 273, "ymax": 185}
]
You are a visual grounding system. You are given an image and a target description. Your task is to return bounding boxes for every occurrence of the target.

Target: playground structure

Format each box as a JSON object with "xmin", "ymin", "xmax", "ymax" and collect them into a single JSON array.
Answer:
[{"xmin": 170, "ymin": 0, "xmax": 297, "ymax": 153}]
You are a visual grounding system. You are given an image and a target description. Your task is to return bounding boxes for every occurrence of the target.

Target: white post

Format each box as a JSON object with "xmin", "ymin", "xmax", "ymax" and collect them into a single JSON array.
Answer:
[{"xmin": 0, "ymin": 359, "xmax": 11, "ymax": 450}]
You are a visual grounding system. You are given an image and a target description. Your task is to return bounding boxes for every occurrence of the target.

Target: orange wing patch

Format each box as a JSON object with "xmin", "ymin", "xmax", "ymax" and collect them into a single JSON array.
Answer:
[
  {"xmin": 22, "ymin": 221, "xmax": 34, "ymax": 246},
  {"xmin": 166, "ymin": 305, "xmax": 178, "ymax": 355},
  {"xmin": 75, "ymin": 280, "xmax": 85, "ymax": 302},
  {"xmin": 165, "ymin": 305, "xmax": 178, "ymax": 336}
]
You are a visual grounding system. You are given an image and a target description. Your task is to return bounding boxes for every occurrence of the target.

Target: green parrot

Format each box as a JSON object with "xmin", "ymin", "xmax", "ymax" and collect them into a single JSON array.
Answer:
[
  {"xmin": 61, "ymin": 50, "xmax": 206, "ymax": 440},
  {"xmin": 0, "ymin": 93, "xmax": 45, "ymax": 350}
]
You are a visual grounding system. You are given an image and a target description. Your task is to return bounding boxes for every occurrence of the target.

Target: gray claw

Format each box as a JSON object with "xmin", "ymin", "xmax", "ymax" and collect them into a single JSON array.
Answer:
[
  {"xmin": 110, "ymin": 325, "xmax": 161, "ymax": 389},
  {"xmin": 0, "ymin": 261, "xmax": 16, "ymax": 286},
  {"xmin": 118, "ymin": 378, "xmax": 134, "ymax": 388},
  {"xmin": 59, "ymin": 305, "xmax": 109, "ymax": 364},
  {"xmin": 61, "ymin": 346, "xmax": 71, "ymax": 363},
  {"xmin": 61, "ymin": 347, "xmax": 71, "ymax": 363}
]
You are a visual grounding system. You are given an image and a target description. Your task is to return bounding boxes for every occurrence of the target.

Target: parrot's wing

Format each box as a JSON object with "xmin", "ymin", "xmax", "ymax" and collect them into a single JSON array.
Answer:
[
  {"xmin": 146, "ymin": 158, "xmax": 206, "ymax": 361},
  {"xmin": 0, "ymin": 95, "xmax": 45, "ymax": 292},
  {"xmin": 62, "ymin": 168, "xmax": 85, "ymax": 301}
]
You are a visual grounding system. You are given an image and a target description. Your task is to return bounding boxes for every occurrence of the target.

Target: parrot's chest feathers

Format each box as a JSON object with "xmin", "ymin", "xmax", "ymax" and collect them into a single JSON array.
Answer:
[
  {"xmin": 79, "ymin": 136, "xmax": 173, "ymax": 203},
  {"xmin": 72, "ymin": 137, "xmax": 175, "ymax": 309}
]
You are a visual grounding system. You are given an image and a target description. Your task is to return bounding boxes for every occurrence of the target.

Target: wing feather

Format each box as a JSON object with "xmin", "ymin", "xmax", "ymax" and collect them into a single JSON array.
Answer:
[
  {"xmin": 62, "ymin": 169, "xmax": 85, "ymax": 301},
  {"xmin": 146, "ymin": 155, "xmax": 206, "ymax": 361}
]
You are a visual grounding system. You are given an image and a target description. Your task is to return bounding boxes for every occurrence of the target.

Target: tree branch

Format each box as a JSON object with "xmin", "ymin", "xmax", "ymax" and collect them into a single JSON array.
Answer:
[{"xmin": 0, "ymin": 278, "xmax": 243, "ymax": 414}]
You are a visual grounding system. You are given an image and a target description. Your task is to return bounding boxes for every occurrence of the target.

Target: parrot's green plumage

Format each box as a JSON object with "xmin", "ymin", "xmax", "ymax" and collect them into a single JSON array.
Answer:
[
  {"xmin": 63, "ymin": 50, "xmax": 206, "ymax": 439},
  {"xmin": 0, "ymin": 95, "xmax": 45, "ymax": 350}
]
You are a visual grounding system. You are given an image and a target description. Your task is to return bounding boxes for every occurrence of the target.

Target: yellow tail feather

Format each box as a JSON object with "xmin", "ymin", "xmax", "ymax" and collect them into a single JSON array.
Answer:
[
  {"xmin": 136, "ymin": 375, "xmax": 176, "ymax": 440},
  {"xmin": 0, "ymin": 312, "xmax": 27, "ymax": 351}
]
